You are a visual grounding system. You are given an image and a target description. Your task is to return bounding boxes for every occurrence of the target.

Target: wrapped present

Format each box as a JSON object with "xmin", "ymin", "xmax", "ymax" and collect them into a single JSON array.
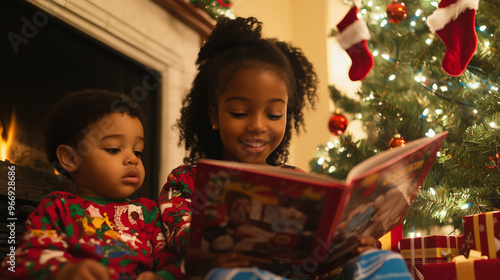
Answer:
[
  {"xmin": 399, "ymin": 235, "xmax": 464, "ymax": 262},
  {"xmin": 398, "ymin": 235, "xmax": 464, "ymax": 280},
  {"xmin": 463, "ymin": 211, "xmax": 500, "ymax": 259},
  {"xmin": 378, "ymin": 222, "xmax": 403, "ymax": 252},
  {"xmin": 423, "ymin": 250, "xmax": 499, "ymax": 280}
]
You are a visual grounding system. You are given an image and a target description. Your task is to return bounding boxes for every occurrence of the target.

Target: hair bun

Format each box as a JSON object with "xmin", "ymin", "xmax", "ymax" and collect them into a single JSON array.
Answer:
[{"xmin": 196, "ymin": 17, "xmax": 263, "ymax": 65}]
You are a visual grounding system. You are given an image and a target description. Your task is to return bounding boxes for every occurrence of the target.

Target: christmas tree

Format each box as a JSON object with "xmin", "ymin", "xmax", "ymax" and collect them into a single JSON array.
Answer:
[
  {"xmin": 190, "ymin": 0, "xmax": 234, "ymax": 20},
  {"xmin": 310, "ymin": 0, "xmax": 500, "ymax": 236}
]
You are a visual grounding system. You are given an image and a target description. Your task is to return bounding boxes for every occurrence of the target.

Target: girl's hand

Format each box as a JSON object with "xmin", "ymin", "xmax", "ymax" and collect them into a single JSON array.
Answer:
[
  {"xmin": 212, "ymin": 252, "xmax": 250, "ymax": 268},
  {"xmin": 354, "ymin": 236, "xmax": 379, "ymax": 254},
  {"xmin": 56, "ymin": 259, "xmax": 114, "ymax": 280},
  {"xmin": 136, "ymin": 271, "xmax": 163, "ymax": 280}
]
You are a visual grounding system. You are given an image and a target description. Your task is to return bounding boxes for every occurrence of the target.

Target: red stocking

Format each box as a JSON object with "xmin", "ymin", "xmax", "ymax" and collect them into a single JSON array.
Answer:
[
  {"xmin": 427, "ymin": 0, "xmax": 479, "ymax": 76},
  {"xmin": 336, "ymin": 6, "xmax": 374, "ymax": 81}
]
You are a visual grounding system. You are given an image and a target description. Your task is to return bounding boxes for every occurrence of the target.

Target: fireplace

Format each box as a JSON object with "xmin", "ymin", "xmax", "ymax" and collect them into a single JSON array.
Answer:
[
  {"xmin": 1, "ymin": 0, "xmax": 162, "ymax": 201},
  {"xmin": 1, "ymin": 0, "xmax": 210, "ymax": 196},
  {"xmin": 1, "ymin": 0, "xmax": 212, "ymax": 258}
]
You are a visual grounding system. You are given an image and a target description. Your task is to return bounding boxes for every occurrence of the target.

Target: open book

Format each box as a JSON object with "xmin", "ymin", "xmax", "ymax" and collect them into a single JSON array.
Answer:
[{"xmin": 186, "ymin": 131, "xmax": 448, "ymax": 278}]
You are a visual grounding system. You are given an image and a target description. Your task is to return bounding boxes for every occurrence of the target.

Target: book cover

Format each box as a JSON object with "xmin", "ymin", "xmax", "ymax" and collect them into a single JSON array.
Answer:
[{"xmin": 186, "ymin": 131, "xmax": 448, "ymax": 278}]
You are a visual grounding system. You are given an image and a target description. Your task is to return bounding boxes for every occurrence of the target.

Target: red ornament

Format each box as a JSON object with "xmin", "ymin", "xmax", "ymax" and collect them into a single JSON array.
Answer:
[
  {"xmin": 486, "ymin": 156, "xmax": 497, "ymax": 170},
  {"xmin": 386, "ymin": 0, "xmax": 408, "ymax": 24},
  {"xmin": 328, "ymin": 112, "xmax": 348, "ymax": 135},
  {"xmin": 389, "ymin": 134, "xmax": 406, "ymax": 149}
]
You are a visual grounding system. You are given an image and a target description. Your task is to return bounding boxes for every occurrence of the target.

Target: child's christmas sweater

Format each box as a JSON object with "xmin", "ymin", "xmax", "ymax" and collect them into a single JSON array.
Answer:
[{"xmin": 1, "ymin": 191, "xmax": 183, "ymax": 280}]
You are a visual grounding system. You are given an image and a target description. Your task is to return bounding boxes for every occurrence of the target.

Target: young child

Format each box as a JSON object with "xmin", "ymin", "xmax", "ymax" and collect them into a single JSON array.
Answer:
[
  {"xmin": 1, "ymin": 89, "xmax": 182, "ymax": 280},
  {"xmin": 157, "ymin": 17, "xmax": 406, "ymax": 279}
]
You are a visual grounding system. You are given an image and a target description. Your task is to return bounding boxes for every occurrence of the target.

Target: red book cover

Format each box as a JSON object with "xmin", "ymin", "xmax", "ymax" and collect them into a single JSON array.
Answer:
[{"xmin": 186, "ymin": 131, "xmax": 448, "ymax": 278}]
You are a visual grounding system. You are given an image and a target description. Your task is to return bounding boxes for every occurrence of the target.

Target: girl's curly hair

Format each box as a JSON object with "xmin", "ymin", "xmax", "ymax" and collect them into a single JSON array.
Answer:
[{"xmin": 177, "ymin": 16, "xmax": 318, "ymax": 165}]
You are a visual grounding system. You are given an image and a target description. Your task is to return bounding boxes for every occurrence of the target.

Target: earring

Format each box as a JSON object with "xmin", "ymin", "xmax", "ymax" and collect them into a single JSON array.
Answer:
[{"xmin": 212, "ymin": 124, "xmax": 217, "ymax": 130}]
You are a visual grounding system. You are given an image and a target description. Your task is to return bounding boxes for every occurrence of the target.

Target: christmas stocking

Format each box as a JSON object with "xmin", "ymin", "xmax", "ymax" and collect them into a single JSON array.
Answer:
[
  {"xmin": 427, "ymin": 0, "xmax": 479, "ymax": 77},
  {"xmin": 336, "ymin": 6, "xmax": 374, "ymax": 81}
]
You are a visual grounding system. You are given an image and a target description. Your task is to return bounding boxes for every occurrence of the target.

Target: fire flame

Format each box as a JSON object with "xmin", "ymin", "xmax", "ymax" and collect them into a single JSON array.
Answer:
[{"xmin": 1, "ymin": 110, "xmax": 16, "ymax": 161}]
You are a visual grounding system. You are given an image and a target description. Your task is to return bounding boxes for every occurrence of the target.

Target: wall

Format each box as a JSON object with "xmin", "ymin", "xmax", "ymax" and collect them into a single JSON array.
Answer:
[{"xmin": 233, "ymin": 0, "xmax": 361, "ymax": 171}]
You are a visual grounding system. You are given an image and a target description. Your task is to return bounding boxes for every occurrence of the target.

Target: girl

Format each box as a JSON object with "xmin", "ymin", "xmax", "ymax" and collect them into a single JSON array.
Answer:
[
  {"xmin": 159, "ymin": 14, "xmax": 319, "ymax": 261},
  {"xmin": 159, "ymin": 17, "xmax": 405, "ymax": 279}
]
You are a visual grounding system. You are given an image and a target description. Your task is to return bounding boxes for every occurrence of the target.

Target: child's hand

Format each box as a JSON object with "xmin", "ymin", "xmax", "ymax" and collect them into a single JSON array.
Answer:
[
  {"xmin": 212, "ymin": 252, "xmax": 250, "ymax": 268},
  {"xmin": 56, "ymin": 259, "xmax": 114, "ymax": 280},
  {"xmin": 136, "ymin": 271, "xmax": 163, "ymax": 280},
  {"xmin": 354, "ymin": 236, "xmax": 379, "ymax": 255}
]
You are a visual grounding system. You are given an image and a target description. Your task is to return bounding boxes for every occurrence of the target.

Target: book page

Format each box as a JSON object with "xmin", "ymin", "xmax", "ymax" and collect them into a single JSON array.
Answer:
[
  {"xmin": 320, "ymin": 131, "xmax": 448, "ymax": 269},
  {"xmin": 197, "ymin": 159, "xmax": 346, "ymax": 186},
  {"xmin": 346, "ymin": 132, "xmax": 448, "ymax": 183}
]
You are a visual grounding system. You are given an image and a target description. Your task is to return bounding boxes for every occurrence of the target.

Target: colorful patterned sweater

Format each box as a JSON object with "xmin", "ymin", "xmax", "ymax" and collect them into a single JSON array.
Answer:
[
  {"xmin": 158, "ymin": 164, "xmax": 304, "ymax": 257},
  {"xmin": 1, "ymin": 191, "xmax": 183, "ymax": 280}
]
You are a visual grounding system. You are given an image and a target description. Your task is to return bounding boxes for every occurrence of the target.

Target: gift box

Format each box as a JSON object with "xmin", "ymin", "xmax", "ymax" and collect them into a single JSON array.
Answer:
[
  {"xmin": 379, "ymin": 222, "xmax": 403, "ymax": 252},
  {"xmin": 463, "ymin": 211, "xmax": 500, "ymax": 259},
  {"xmin": 398, "ymin": 235, "xmax": 464, "ymax": 280},
  {"xmin": 423, "ymin": 250, "xmax": 499, "ymax": 280},
  {"xmin": 399, "ymin": 235, "xmax": 464, "ymax": 262}
]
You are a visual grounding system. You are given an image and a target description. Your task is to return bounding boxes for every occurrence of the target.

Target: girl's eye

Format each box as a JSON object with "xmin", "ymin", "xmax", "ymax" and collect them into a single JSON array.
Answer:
[
  {"xmin": 105, "ymin": 148, "xmax": 120, "ymax": 154},
  {"xmin": 134, "ymin": 151, "xmax": 143, "ymax": 158},
  {"xmin": 268, "ymin": 114, "xmax": 283, "ymax": 120},
  {"xmin": 230, "ymin": 112, "xmax": 247, "ymax": 118}
]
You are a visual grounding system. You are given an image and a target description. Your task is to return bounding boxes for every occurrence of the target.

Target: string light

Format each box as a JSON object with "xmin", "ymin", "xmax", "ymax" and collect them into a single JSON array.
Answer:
[
  {"xmin": 373, "ymin": 50, "xmax": 379, "ymax": 56},
  {"xmin": 389, "ymin": 74, "xmax": 396, "ymax": 81},
  {"xmin": 435, "ymin": 109, "xmax": 443, "ymax": 115},
  {"xmin": 430, "ymin": 188, "xmax": 436, "ymax": 195},
  {"xmin": 380, "ymin": 19, "xmax": 388, "ymax": 27},
  {"xmin": 489, "ymin": 122, "xmax": 497, "ymax": 128},
  {"xmin": 425, "ymin": 129, "xmax": 436, "ymax": 137},
  {"xmin": 470, "ymin": 82, "xmax": 480, "ymax": 89},
  {"xmin": 421, "ymin": 108, "xmax": 429, "ymax": 119},
  {"xmin": 460, "ymin": 203, "xmax": 472, "ymax": 209}
]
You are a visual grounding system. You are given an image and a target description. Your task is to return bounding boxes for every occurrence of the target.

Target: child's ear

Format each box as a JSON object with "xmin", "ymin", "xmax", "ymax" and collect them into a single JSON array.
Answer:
[
  {"xmin": 56, "ymin": 145, "xmax": 81, "ymax": 173},
  {"xmin": 208, "ymin": 106, "xmax": 218, "ymax": 131}
]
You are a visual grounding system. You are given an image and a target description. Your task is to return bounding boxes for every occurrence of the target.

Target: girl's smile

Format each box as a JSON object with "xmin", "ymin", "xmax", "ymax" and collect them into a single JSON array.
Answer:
[{"xmin": 209, "ymin": 67, "xmax": 288, "ymax": 165}]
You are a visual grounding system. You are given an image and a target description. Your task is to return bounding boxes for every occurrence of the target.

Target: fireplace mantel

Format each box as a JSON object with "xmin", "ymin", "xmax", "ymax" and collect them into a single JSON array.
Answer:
[{"xmin": 152, "ymin": 0, "xmax": 215, "ymax": 40}]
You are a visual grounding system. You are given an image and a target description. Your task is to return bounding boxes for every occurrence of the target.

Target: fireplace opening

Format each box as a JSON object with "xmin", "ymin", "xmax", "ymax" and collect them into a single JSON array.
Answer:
[{"xmin": 1, "ymin": 0, "xmax": 162, "ymax": 202}]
